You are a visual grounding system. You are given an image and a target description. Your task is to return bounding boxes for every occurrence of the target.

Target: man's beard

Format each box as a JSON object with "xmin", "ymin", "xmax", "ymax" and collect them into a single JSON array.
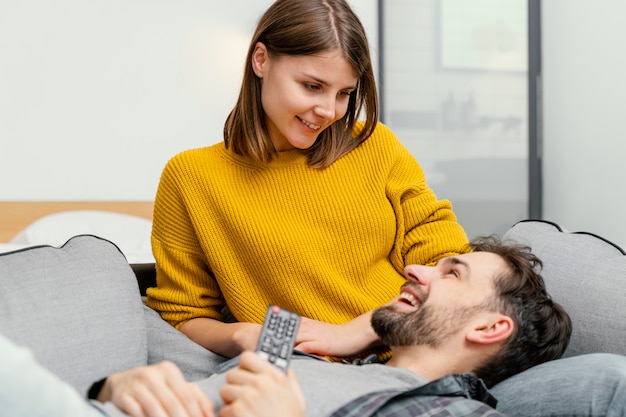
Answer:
[{"xmin": 371, "ymin": 302, "xmax": 483, "ymax": 348}]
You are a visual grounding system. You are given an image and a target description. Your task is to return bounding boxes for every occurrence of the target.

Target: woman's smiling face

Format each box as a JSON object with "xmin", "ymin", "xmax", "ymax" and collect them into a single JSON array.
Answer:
[{"xmin": 251, "ymin": 43, "xmax": 358, "ymax": 152}]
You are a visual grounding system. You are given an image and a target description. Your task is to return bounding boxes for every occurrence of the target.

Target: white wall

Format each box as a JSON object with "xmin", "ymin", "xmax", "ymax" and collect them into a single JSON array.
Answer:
[
  {"xmin": 542, "ymin": 0, "xmax": 626, "ymax": 248},
  {"xmin": 0, "ymin": 0, "xmax": 377, "ymax": 201},
  {"xmin": 6, "ymin": 1, "xmax": 624, "ymax": 247}
]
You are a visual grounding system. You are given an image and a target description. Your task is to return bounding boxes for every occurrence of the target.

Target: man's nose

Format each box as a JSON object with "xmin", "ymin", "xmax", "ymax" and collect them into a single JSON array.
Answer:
[{"xmin": 403, "ymin": 264, "xmax": 432, "ymax": 286}]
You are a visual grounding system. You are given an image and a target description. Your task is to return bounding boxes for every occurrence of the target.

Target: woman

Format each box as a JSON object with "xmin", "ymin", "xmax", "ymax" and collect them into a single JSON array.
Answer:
[{"xmin": 146, "ymin": 0, "xmax": 469, "ymax": 361}]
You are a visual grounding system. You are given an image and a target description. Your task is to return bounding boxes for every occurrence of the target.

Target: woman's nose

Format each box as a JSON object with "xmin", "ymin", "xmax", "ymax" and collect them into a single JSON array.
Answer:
[{"xmin": 314, "ymin": 96, "xmax": 336, "ymax": 120}]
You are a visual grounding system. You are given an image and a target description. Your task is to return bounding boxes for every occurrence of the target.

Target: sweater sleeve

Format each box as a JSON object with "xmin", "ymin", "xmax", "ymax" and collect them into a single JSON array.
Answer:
[
  {"xmin": 146, "ymin": 153, "xmax": 226, "ymax": 328},
  {"xmin": 382, "ymin": 127, "xmax": 470, "ymax": 272}
]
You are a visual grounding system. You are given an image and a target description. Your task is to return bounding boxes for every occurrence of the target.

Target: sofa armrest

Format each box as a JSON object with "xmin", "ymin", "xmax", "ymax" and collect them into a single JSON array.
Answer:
[{"xmin": 131, "ymin": 263, "xmax": 156, "ymax": 296}]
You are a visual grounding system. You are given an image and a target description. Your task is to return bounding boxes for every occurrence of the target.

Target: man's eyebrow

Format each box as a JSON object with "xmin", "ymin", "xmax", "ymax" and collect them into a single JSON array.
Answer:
[
  {"xmin": 301, "ymin": 73, "xmax": 357, "ymax": 91},
  {"xmin": 440, "ymin": 256, "xmax": 471, "ymax": 277}
]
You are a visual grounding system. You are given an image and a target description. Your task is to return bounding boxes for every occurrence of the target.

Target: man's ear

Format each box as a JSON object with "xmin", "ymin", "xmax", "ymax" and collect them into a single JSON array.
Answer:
[
  {"xmin": 466, "ymin": 314, "xmax": 514, "ymax": 345},
  {"xmin": 251, "ymin": 42, "xmax": 268, "ymax": 78}
]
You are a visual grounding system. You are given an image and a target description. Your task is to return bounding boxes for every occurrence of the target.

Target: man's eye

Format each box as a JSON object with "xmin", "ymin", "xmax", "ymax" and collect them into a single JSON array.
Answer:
[{"xmin": 447, "ymin": 270, "xmax": 459, "ymax": 279}]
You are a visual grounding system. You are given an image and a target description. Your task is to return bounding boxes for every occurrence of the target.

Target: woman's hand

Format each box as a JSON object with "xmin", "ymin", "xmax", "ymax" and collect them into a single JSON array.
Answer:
[
  {"xmin": 294, "ymin": 311, "xmax": 381, "ymax": 358},
  {"xmin": 230, "ymin": 322, "xmax": 263, "ymax": 354},
  {"xmin": 181, "ymin": 319, "xmax": 263, "ymax": 358},
  {"xmin": 219, "ymin": 351, "xmax": 305, "ymax": 417}
]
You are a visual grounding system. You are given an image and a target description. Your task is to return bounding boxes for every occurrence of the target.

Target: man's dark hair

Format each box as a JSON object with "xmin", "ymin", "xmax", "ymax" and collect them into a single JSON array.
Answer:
[{"xmin": 470, "ymin": 236, "xmax": 572, "ymax": 387}]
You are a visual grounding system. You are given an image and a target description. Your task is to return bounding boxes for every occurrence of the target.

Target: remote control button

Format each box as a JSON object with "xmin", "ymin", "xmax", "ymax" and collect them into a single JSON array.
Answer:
[{"xmin": 256, "ymin": 305, "xmax": 301, "ymax": 372}]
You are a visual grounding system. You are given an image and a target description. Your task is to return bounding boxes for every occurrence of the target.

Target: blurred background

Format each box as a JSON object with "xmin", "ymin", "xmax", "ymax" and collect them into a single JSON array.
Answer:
[{"xmin": 1, "ymin": 0, "xmax": 625, "ymax": 246}]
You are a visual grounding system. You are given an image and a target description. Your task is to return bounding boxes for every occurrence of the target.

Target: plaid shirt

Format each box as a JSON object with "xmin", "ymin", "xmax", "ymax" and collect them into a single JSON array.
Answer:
[{"xmin": 328, "ymin": 373, "xmax": 506, "ymax": 417}]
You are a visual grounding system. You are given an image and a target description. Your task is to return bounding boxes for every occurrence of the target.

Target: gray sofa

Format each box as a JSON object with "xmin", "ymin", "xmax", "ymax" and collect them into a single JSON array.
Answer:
[{"xmin": 1, "ymin": 219, "xmax": 625, "ymax": 414}]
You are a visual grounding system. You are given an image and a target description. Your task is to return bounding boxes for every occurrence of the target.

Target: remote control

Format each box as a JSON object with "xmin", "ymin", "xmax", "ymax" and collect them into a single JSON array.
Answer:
[{"xmin": 255, "ymin": 304, "xmax": 301, "ymax": 372}]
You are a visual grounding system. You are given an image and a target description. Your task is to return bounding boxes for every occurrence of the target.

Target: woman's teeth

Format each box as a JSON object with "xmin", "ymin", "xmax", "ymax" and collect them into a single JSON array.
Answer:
[{"xmin": 299, "ymin": 117, "xmax": 321, "ymax": 130}]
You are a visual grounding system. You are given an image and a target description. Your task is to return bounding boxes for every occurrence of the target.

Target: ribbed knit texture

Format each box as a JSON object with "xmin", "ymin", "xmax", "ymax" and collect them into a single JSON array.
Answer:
[{"xmin": 146, "ymin": 122, "xmax": 469, "ymax": 358}]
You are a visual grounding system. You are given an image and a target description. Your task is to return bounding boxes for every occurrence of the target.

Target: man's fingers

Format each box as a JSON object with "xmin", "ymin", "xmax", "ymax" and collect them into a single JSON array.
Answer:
[
  {"xmin": 112, "ymin": 361, "xmax": 214, "ymax": 417},
  {"xmin": 219, "ymin": 384, "xmax": 249, "ymax": 405},
  {"xmin": 218, "ymin": 401, "xmax": 248, "ymax": 417},
  {"xmin": 157, "ymin": 361, "xmax": 215, "ymax": 417},
  {"xmin": 237, "ymin": 351, "xmax": 282, "ymax": 374},
  {"xmin": 118, "ymin": 385, "xmax": 167, "ymax": 417},
  {"xmin": 116, "ymin": 395, "xmax": 147, "ymax": 417},
  {"xmin": 162, "ymin": 382, "xmax": 213, "ymax": 417},
  {"xmin": 187, "ymin": 384, "xmax": 215, "ymax": 417}
]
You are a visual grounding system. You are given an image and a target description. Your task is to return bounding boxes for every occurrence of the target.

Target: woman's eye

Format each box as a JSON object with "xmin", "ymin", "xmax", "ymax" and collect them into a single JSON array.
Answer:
[{"xmin": 304, "ymin": 83, "xmax": 320, "ymax": 91}]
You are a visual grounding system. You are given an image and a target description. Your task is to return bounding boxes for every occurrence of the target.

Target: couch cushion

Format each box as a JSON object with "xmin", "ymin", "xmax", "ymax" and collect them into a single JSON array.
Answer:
[
  {"xmin": 502, "ymin": 219, "xmax": 626, "ymax": 357},
  {"xmin": 143, "ymin": 303, "xmax": 228, "ymax": 380},
  {"xmin": 491, "ymin": 352, "xmax": 626, "ymax": 416},
  {"xmin": 0, "ymin": 235, "xmax": 147, "ymax": 396}
]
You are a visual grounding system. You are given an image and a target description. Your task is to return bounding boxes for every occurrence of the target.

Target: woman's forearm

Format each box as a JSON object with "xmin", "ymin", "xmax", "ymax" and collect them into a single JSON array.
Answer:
[{"xmin": 180, "ymin": 317, "xmax": 262, "ymax": 358}]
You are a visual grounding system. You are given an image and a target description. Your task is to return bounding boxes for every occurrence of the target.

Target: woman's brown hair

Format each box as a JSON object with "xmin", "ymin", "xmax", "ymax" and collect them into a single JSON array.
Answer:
[{"xmin": 223, "ymin": 0, "xmax": 378, "ymax": 168}]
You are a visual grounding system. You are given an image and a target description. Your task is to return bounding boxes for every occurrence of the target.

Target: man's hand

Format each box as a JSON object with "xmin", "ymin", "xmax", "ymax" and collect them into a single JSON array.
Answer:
[
  {"xmin": 98, "ymin": 361, "xmax": 214, "ymax": 417},
  {"xmin": 219, "ymin": 351, "xmax": 305, "ymax": 417},
  {"xmin": 294, "ymin": 311, "xmax": 381, "ymax": 358}
]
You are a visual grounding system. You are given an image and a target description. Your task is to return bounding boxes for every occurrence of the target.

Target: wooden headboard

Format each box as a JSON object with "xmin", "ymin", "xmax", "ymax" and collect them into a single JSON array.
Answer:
[{"xmin": 0, "ymin": 201, "xmax": 154, "ymax": 243}]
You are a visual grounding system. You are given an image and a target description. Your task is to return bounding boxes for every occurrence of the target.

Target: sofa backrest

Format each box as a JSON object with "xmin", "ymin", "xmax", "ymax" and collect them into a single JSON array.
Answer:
[
  {"xmin": 0, "ymin": 235, "xmax": 148, "ymax": 396},
  {"xmin": 503, "ymin": 219, "xmax": 626, "ymax": 357}
]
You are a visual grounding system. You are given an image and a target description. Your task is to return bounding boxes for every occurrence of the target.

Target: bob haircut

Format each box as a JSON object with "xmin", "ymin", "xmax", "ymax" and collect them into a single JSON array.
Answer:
[{"xmin": 223, "ymin": 0, "xmax": 378, "ymax": 169}]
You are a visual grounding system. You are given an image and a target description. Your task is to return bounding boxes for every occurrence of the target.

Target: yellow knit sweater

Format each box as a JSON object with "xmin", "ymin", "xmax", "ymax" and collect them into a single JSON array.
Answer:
[{"xmin": 146, "ymin": 122, "xmax": 469, "ymax": 343}]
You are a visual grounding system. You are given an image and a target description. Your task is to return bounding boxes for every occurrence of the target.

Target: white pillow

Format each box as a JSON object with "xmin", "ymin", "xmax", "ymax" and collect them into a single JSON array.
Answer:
[
  {"xmin": 0, "ymin": 243, "xmax": 29, "ymax": 253},
  {"xmin": 10, "ymin": 210, "xmax": 154, "ymax": 263}
]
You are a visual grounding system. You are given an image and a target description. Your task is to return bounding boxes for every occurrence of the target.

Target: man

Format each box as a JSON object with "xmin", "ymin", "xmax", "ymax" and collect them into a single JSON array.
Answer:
[{"xmin": 95, "ymin": 236, "xmax": 573, "ymax": 417}]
